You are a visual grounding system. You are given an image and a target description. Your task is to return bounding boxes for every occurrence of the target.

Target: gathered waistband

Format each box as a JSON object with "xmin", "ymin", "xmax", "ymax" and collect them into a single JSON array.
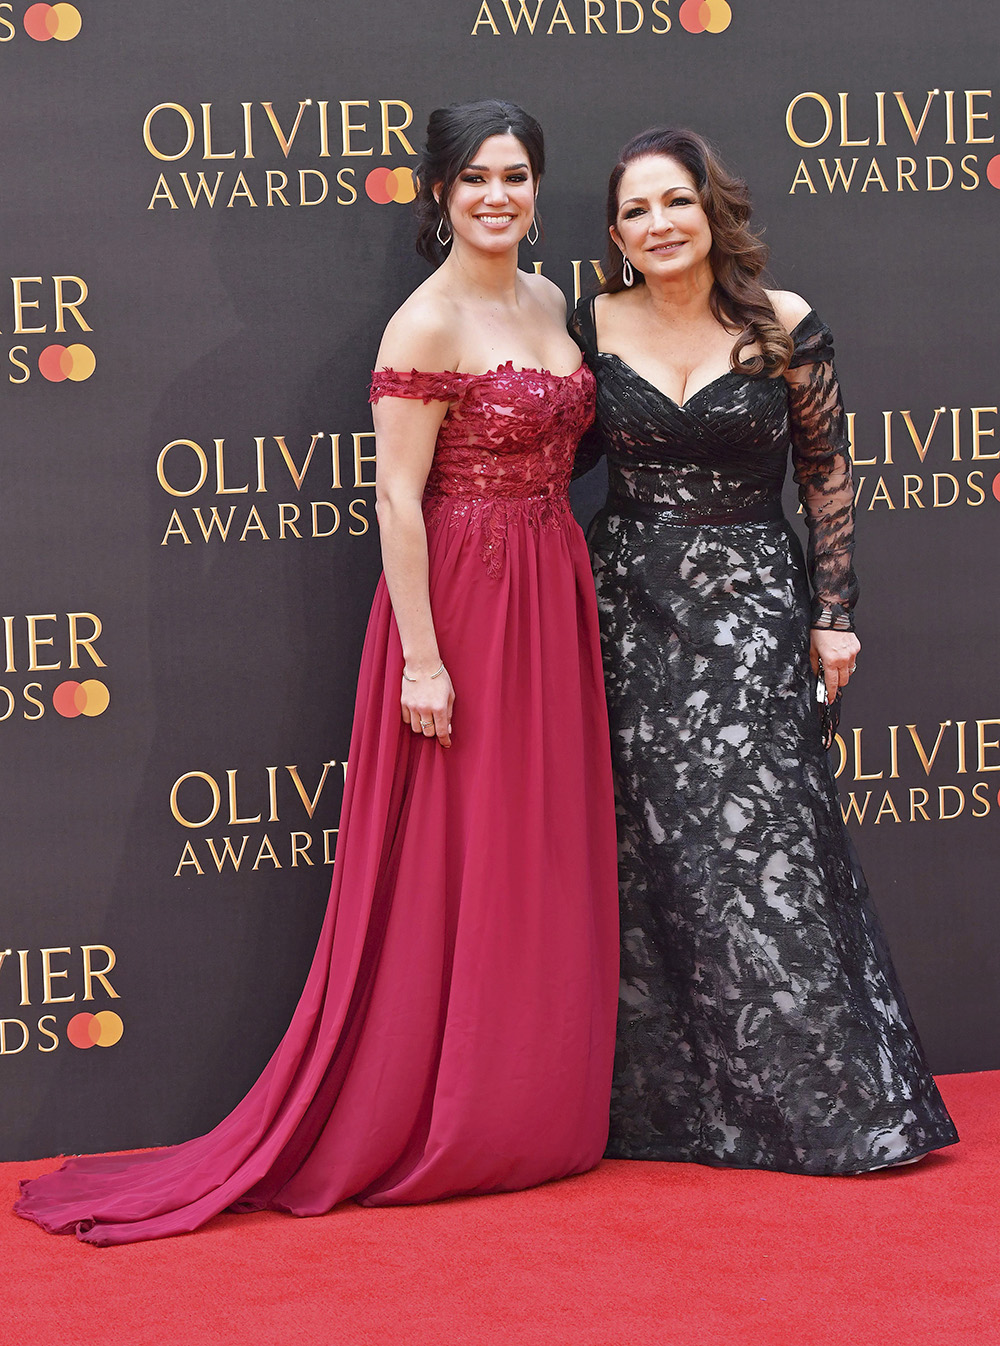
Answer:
[
  {"xmin": 605, "ymin": 492, "xmax": 784, "ymax": 527},
  {"xmin": 422, "ymin": 491, "xmax": 574, "ymax": 578},
  {"xmin": 424, "ymin": 490, "xmax": 569, "ymax": 507}
]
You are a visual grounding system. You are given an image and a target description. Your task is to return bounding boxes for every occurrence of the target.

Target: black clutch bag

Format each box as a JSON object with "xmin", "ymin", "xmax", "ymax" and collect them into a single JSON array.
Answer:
[{"xmin": 816, "ymin": 660, "xmax": 842, "ymax": 751}]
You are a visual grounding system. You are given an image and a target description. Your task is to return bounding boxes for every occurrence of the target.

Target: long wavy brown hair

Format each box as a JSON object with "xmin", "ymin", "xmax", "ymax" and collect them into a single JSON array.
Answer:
[{"xmin": 603, "ymin": 128, "xmax": 793, "ymax": 376}]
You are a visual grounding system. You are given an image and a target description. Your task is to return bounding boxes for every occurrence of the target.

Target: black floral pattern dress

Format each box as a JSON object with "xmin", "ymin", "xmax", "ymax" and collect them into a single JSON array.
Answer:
[{"xmin": 571, "ymin": 297, "xmax": 958, "ymax": 1175}]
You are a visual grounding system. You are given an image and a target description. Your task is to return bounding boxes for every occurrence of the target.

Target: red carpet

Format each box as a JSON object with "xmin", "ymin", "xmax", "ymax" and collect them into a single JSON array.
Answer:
[{"xmin": 4, "ymin": 1072, "xmax": 996, "ymax": 1345}]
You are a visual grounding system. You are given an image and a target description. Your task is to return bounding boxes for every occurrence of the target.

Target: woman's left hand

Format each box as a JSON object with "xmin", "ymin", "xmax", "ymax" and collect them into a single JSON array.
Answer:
[{"xmin": 810, "ymin": 628, "xmax": 861, "ymax": 703}]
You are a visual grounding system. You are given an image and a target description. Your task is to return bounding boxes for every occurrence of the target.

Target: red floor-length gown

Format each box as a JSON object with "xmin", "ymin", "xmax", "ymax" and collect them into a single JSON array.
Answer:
[{"xmin": 16, "ymin": 361, "xmax": 620, "ymax": 1245}]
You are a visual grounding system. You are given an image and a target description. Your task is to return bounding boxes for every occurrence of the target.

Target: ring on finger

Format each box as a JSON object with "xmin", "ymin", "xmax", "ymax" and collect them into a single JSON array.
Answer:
[{"xmin": 420, "ymin": 720, "xmax": 433, "ymax": 728}]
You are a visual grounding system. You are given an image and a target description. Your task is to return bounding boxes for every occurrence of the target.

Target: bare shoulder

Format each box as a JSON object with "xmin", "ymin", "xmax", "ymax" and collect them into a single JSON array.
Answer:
[
  {"xmin": 375, "ymin": 280, "xmax": 460, "ymax": 373},
  {"xmin": 593, "ymin": 288, "xmax": 636, "ymax": 339},
  {"xmin": 522, "ymin": 269, "xmax": 567, "ymax": 320},
  {"xmin": 594, "ymin": 289, "xmax": 636, "ymax": 316},
  {"xmin": 766, "ymin": 289, "xmax": 813, "ymax": 334}
]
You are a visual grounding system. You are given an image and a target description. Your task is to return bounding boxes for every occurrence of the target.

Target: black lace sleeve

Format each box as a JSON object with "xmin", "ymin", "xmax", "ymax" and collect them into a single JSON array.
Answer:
[
  {"xmin": 568, "ymin": 298, "xmax": 607, "ymax": 479},
  {"xmin": 785, "ymin": 314, "xmax": 859, "ymax": 630}
]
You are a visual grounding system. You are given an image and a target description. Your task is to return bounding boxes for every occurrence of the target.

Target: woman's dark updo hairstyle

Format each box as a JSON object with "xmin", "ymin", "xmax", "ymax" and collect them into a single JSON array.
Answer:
[
  {"xmin": 415, "ymin": 100, "xmax": 544, "ymax": 267},
  {"xmin": 604, "ymin": 127, "xmax": 793, "ymax": 376}
]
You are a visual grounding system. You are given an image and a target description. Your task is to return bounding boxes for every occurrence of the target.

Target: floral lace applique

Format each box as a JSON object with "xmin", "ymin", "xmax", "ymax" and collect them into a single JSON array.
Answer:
[
  {"xmin": 370, "ymin": 363, "xmax": 595, "ymax": 575},
  {"xmin": 785, "ymin": 330, "xmax": 859, "ymax": 629},
  {"xmin": 422, "ymin": 494, "xmax": 573, "ymax": 579}
]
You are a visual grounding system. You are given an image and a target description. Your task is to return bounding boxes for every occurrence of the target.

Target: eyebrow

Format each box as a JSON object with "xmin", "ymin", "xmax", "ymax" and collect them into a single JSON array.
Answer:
[
  {"xmin": 621, "ymin": 185, "xmax": 692, "ymax": 205},
  {"xmin": 464, "ymin": 162, "xmax": 529, "ymax": 172}
]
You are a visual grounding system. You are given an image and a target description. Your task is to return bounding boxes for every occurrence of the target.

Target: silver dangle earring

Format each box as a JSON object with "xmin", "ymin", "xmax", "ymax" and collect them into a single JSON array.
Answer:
[
  {"xmin": 436, "ymin": 215, "xmax": 452, "ymax": 247},
  {"xmin": 621, "ymin": 252, "xmax": 634, "ymax": 288},
  {"xmin": 526, "ymin": 216, "xmax": 539, "ymax": 247}
]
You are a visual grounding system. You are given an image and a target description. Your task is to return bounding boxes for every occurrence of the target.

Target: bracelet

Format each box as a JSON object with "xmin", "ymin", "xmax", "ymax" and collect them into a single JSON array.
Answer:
[
  {"xmin": 402, "ymin": 661, "xmax": 446, "ymax": 683},
  {"xmin": 812, "ymin": 609, "xmax": 854, "ymax": 632}
]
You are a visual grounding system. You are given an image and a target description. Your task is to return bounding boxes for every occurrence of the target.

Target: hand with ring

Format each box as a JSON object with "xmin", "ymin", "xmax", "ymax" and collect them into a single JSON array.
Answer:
[
  {"xmin": 400, "ymin": 661, "xmax": 455, "ymax": 748},
  {"xmin": 810, "ymin": 628, "xmax": 861, "ymax": 703}
]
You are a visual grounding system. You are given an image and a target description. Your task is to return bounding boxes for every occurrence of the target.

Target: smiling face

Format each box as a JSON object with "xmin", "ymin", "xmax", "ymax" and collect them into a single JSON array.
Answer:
[
  {"xmin": 439, "ymin": 133, "xmax": 537, "ymax": 255},
  {"xmin": 611, "ymin": 154, "xmax": 714, "ymax": 286}
]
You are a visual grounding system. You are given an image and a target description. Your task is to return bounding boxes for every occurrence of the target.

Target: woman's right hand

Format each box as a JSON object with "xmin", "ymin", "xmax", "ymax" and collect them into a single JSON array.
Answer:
[{"xmin": 401, "ymin": 666, "xmax": 455, "ymax": 748}]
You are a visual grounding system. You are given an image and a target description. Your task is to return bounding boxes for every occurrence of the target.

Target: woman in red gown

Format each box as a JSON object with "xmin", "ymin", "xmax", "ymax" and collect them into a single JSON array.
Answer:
[{"xmin": 16, "ymin": 100, "xmax": 619, "ymax": 1245}]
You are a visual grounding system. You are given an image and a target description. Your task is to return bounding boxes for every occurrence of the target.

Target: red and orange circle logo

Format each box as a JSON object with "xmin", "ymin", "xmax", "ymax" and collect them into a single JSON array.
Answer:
[
  {"xmin": 52, "ymin": 679, "xmax": 110, "ymax": 718},
  {"xmin": 24, "ymin": 3, "xmax": 82, "ymax": 40},
  {"xmin": 365, "ymin": 167, "xmax": 417, "ymax": 205},
  {"xmin": 67, "ymin": 1011, "xmax": 123, "ymax": 1049},
  {"xmin": 679, "ymin": 0, "xmax": 732, "ymax": 34},
  {"xmin": 38, "ymin": 343, "xmax": 96, "ymax": 382}
]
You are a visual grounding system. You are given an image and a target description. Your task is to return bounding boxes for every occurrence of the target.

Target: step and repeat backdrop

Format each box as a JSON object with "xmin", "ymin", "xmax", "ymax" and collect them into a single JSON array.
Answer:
[{"xmin": 1, "ymin": 0, "xmax": 997, "ymax": 1160}]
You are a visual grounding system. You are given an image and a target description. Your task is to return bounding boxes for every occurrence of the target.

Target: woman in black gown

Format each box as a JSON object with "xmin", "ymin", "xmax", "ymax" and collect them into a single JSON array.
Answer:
[{"xmin": 571, "ymin": 127, "xmax": 958, "ymax": 1175}]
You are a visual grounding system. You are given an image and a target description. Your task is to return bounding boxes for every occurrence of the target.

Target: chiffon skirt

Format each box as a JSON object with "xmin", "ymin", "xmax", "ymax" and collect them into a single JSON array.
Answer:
[{"xmin": 16, "ymin": 497, "xmax": 619, "ymax": 1244}]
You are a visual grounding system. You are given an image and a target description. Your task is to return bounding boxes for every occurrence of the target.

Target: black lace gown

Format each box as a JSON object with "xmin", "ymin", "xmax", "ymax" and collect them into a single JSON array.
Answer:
[{"xmin": 571, "ymin": 297, "xmax": 958, "ymax": 1175}]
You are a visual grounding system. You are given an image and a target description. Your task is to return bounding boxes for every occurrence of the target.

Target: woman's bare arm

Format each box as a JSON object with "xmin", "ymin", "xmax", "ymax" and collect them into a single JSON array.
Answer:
[{"xmin": 372, "ymin": 305, "xmax": 457, "ymax": 746}]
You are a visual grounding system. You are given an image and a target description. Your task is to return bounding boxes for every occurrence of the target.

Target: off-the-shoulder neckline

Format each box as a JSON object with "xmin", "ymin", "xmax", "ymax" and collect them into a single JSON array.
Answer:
[
  {"xmin": 372, "ymin": 359, "xmax": 589, "ymax": 381},
  {"xmin": 790, "ymin": 309, "xmax": 820, "ymax": 337}
]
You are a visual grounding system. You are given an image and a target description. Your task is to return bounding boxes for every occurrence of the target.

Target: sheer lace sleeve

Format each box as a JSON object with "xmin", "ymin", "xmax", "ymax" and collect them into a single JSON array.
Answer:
[
  {"xmin": 785, "ymin": 314, "xmax": 859, "ymax": 630},
  {"xmin": 568, "ymin": 298, "xmax": 607, "ymax": 479},
  {"xmin": 369, "ymin": 368, "xmax": 466, "ymax": 404}
]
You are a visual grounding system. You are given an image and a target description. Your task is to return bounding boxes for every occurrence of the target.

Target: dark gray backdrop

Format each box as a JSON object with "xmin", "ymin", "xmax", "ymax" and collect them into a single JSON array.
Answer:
[{"xmin": 1, "ymin": 0, "xmax": 997, "ymax": 1161}]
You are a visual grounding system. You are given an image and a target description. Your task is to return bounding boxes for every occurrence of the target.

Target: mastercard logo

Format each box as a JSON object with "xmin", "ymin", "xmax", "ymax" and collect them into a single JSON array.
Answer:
[
  {"xmin": 38, "ymin": 343, "xmax": 95, "ymax": 382},
  {"xmin": 678, "ymin": 0, "xmax": 732, "ymax": 34},
  {"xmin": 23, "ymin": 3, "xmax": 82, "ymax": 40},
  {"xmin": 993, "ymin": 474, "xmax": 1000, "ymax": 504},
  {"xmin": 987, "ymin": 156, "xmax": 1000, "ymax": 189},
  {"xmin": 67, "ymin": 1011, "xmax": 123, "ymax": 1049},
  {"xmin": 52, "ymin": 678, "xmax": 110, "ymax": 718},
  {"xmin": 365, "ymin": 166, "xmax": 417, "ymax": 205}
]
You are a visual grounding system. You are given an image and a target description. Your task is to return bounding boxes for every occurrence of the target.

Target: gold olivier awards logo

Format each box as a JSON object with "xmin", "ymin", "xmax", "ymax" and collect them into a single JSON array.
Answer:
[
  {"xmin": 169, "ymin": 758, "xmax": 346, "ymax": 877},
  {"xmin": 156, "ymin": 431, "xmax": 376, "ymax": 547},
  {"xmin": 838, "ymin": 401, "xmax": 1000, "ymax": 515},
  {"xmin": 785, "ymin": 88, "xmax": 1000, "ymax": 196},
  {"xmin": 0, "ymin": 3, "xmax": 82, "ymax": 43},
  {"xmin": 835, "ymin": 713, "xmax": 1000, "ymax": 828},
  {"xmin": 5, "ymin": 275, "xmax": 94, "ymax": 385},
  {"xmin": 0, "ymin": 944, "xmax": 122, "ymax": 1057},
  {"xmin": 1, "ymin": 611, "xmax": 109, "ymax": 724},
  {"xmin": 469, "ymin": 0, "xmax": 732, "ymax": 36},
  {"xmin": 143, "ymin": 99, "xmax": 419, "ymax": 212}
]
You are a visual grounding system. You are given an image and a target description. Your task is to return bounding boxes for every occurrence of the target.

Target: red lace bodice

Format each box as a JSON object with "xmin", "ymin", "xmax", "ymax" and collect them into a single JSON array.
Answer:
[
  {"xmin": 369, "ymin": 362, "xmax": 596, "ymax": 577},
  {"xmin": 369, "ymin": 362, "xmax": 595, "ymax": 501}
]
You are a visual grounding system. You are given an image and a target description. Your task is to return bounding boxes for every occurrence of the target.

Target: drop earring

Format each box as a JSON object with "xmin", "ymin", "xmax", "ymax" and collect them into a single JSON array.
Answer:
[
  {"xmin": 436, "ymin": 215, "xmax": 452, "ymax": 246},
  {"xmin": 526, "ymin": 217, "xmax": 539, "ymax": 246},
  {"xmin": 621, "ymin": 253, "xmax": 634, "ymax": 287}
]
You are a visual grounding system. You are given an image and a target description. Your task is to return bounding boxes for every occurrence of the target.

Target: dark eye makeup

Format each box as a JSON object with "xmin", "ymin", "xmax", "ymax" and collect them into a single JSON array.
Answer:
[
  {"xmin": 459, "ymin": 172, "xmax": 530, "ymax": 185},
  {"xmin": 621, "ymin": 195, "xmax": 696, "ymax": 219}
]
